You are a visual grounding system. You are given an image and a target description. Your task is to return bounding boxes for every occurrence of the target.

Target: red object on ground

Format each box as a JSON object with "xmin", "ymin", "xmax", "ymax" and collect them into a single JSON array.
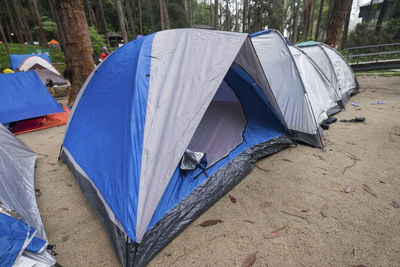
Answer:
[
  {"xmin": 100, "ymin": 53, "xmax": 107, "ymax": 60},
  {"xmin": 13, "ymin": 106, "xmax": 70, "ymax": 135}
]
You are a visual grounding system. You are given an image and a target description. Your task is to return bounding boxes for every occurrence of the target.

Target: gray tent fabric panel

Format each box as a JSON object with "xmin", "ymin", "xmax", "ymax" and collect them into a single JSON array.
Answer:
[
  {"xmin": 188, "ymin": 81, "xmax": 246, "ymax": 166},
  {"xmin": 251, "ymin": 31, "xmax": 318, "ymax": 136},
  {"xmin": 300, "ymin": 45, "xmax": 340, "ymax": 96},
  {"xmin": 289, "ymin": 46, "xmax": 342, "ymax": 124},
  {"xmin": 0, "ymin": 124, "xmax": 55, "ymax": 266},
  {"xmin": 233, "ymin": 38, "xmax": 286, "ymax": 128},
  {"xmin": 32, "ymin": 69, "xmax": 67, "ymax": 85},
  {"xmin": 61, "ymin": 135, "xmax": 292, "ymax": 267},
  {"xmin": 137, "ymin": 29, "xmax": 248, "ymax": 243}
]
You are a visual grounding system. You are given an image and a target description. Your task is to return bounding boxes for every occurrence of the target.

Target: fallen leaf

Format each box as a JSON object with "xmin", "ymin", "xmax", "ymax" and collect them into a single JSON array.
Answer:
[
  {"xmin": 60, "ymin": 208, "xmax": 69, "ymax": 211},
  {"xmin": 242, "ymin": 252, "xmax": 256, "ymax": 267},
  {"xmin": 390, "ymin": 201, "xmax": 400, "ymax": 208},
  {"xmin": 265, "ymin": 226, "xmax": 288, "ymax": 239},
  {"xmin": 321, "ymin": 204, "xmax": 328, "ymax": 218},
  {"xmin": 66, "ymin": 183, "xmax": 72, "ymax": 187},
  {"xmin": 243, "ymin": 220, "xmax": 255, "ymax": 224},
  {"xmin": 198, "ymin": 219, "xmax": 223, "ymax": 227},
  {"xmin": 344, "ymin": 185, "xmax": 352, "ymax": 193},
  {"xmin": 229, "ymin": 195, "xmax": 237, "ymax": 204},
  {"xmin": 355, "ymin": 265, "xmax": 368, "ymax": 267},
  {"xmin": 281, "ymin": 159, "xmax": 293, "ymax": 163},
  {"xmin": 362, "ymin": 184, "xmax": 378, "ymax": 198}
]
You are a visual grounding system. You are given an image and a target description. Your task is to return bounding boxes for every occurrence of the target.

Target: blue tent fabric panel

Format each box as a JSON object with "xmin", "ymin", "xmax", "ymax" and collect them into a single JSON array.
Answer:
[
  {"xmin": 26, "ymin": 236, "xmax": 46, "ymax": 254},
  {"xmin": 9, "ymin": 54, "xmax": 52, "ymax": 71},
  {"xmin": 0, "ymin": 213, "xmax": 30, "ymax": 267},
  {"xmin": 0, "ymin": 72, "xmax": 64, "ymax": 124},
  {"xmin": 147, "ymin": 65, "xmax": 286, "ymax": 232},
  {"xmin": 63, "ymin": 34, "xmax": 156, "ymax": 241}
]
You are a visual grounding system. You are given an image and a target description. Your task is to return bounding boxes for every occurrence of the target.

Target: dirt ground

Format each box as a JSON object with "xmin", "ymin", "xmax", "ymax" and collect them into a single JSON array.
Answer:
[{"xmin": 18, "ymin": 76, "xmax": 400, "ymax": 267}]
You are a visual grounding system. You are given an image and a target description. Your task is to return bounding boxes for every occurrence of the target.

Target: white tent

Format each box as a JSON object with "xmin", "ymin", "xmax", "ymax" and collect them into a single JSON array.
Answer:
[
  {"xmin": 251, "ymin": 30, "xmax": 342, "ymax": 148},
  {"xmin": 19, "ymin": 56, "xmax": 60, "ymax": 76},
  {"xmin": 297, "ymin": 41, "xmax": 358, "ymax": 104}
]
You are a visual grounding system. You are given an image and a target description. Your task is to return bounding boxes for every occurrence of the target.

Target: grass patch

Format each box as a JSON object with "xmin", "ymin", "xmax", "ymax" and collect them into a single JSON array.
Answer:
[
  {"xmin": 355, "ymin": 69, "xmax": 400, "ymax": 77},
  {"xmin": 0, "ymin": 43, "xmax": 65, "ymax": 68}
]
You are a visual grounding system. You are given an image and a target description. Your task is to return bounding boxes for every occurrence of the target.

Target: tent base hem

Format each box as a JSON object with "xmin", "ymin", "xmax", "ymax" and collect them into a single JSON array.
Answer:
[
  {"xmin": 290, "ymin": 130, "xmax": 322, "ymax": 148},
  {"xmin": 61, "ymin": 134, "xmax": 293, "ymax": 267},
  {"xmin": 342, "ymin": 87, "xmax": 359, "ymax": 106},
  {"xmin": 326, "ymin": 101, "xmax": 344, "ymax": 117}
]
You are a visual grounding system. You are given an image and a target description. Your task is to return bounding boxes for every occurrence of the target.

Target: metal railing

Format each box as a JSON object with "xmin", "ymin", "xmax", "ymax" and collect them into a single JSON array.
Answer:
[{"xmin": 342, "ymin": 43, "xmax": 400, "ymax": 64}]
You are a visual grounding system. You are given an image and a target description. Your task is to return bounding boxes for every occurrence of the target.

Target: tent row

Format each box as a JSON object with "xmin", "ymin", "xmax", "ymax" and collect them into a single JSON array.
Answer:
[{"xmin": 59, "ymin": 28, "xmax": 358, "ymax": 266}]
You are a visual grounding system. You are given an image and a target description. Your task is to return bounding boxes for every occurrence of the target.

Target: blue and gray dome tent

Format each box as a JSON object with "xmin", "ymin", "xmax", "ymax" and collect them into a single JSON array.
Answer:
[
  {"xmin": 251, "ymin": 30, "xmax": 343, "ymax": 148},
  {"xmin": 0, "ymin": 124, "xmax": 55, "ymax": 266},
  {"xmin": 297, "ymin": 41, "xmax": 359, "ymax": 105},
  {"xmin": 61, "ymin": 29, "xmax": 293, "ymax": 266}
]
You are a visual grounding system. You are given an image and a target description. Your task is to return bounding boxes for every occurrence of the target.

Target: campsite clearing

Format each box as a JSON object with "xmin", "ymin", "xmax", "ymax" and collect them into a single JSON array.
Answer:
[{"xmin": 18, "ymin": 76, "xmax": 400, "ymax": 266}]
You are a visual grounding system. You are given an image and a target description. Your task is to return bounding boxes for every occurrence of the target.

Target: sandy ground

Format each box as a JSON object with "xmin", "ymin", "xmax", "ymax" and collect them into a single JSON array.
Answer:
[{"xmin": 17, "ymin": 76, "xmax": 400, "ymax": 267}]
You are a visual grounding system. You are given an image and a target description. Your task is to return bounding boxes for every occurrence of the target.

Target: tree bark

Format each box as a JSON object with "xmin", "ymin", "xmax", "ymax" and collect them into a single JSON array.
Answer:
[
  {"xmin": 325, "ymin": 0, "xmax": 352, "ymax": 48},
  {"xmin": 243, "ymin": 0, "xmax": 248, "ymax": 32},
  {"xmin": 340, "ymin": 0, "xmax": 352, "ymax": 49},
  {"xmin": 138, "ymin": 0, "xmax": 143, "ymax": 34},
  {"xmin": 49, "ymin": 0, "xmax": 67, "ymax": 51},
  {"xmin": 187, "ymin": 0, "xmax": 193, "ymax": 27},
  {"xmin": 0, "ymin": 21, "xmax": 10, "ymax": 55},
  {"xmin": 159, "ymin": 0, "xmax": 165, "ymax": 30},
  {"xmin": 235, "ymin": 0, "xmax": 239, "ymax": 32},
  {"xmin": 214, "ymin": 0, "xmax": 219, "ymax": 29},
  {"xmin": 226, "ymin": 0, "xmax": 230, "ymax": 31},
  {"xmin": 315, "ymin": 0, "xmax": 323, "ymax": 40},
  {"xmin": 125, "ymin": 0, "xmax": 136, "ymax": 37},
  {"xmin": 375, "ymin": 0, "xmax": 388, "ymax": 33},
  {"xmin": 115, "ymin": 0, "xmax": 128, "ymax": 43},
  {"xmin": 281, "ymin": 0, "xmax": 285, "ymax": 33},
  {"xmin": 292, "ymin": 0, "xmax": 301, "ymax": 43},
  {"xmin": 161, "ymin": 0, "xmax": 170, "ymax": 29},
  {"xmin": 85, "ymin": 0, "xmax": 96, "ymax": 26},
  {"xmin": 54, "ymin": 0, "xmax": 94, "ymax": 106},
  {"xmin": 5, "ymin": 0, "xmax": 24, "ymax": 43},
  {"xmin": 30, "ymin": 0, "xmax": 48, "ymax": 46},
  {"xmin": 309, "ymin": 0, "xmax": 315, "ymax": 38}
]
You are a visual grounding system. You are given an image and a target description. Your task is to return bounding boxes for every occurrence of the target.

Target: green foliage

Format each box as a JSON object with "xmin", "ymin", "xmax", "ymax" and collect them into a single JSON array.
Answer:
[
  {"xmin": 89, "ymin": 26, "xmax": 107, "ymax": 55},
  {"xmin": 0, "ymin": 43, "xmax": 65, "ymax": 68}
]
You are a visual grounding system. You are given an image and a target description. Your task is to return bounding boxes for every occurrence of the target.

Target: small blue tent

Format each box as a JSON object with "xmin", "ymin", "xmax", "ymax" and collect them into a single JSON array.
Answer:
[
  {"xmin": 9, "ymin": 54, "xmax": 51, "ymax": 71},
  {"xmin": 61, "ymin": 29, "xmax": 293, "ymax": 266},
  {"xmin": 0, "ymin": 71, "xmax": 63, "ymax": 124}
]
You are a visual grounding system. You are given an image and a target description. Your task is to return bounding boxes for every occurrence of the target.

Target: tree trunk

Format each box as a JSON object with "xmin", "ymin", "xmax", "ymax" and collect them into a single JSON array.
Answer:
[
  {"xmin": 54, "ymin": 0, "xmax": 94, "ymax": 106},
  {"xmin": 5, "ymin": 22, "xmax": 13, "ymax": 43},
  {"xmin": 309, "ymin": 0, "xmax": 315, "ymax": 39},
  {"xmin": 5, "ymin": 0, "xmax": 24, "ymax": 43},
  {"xmin": 367, "ymin": 0, "xmax": 374, "ymax": 22},
  {"xmin": 49, "ymin": 0, "xmax": 66, "ymax": 51},
  {"xmin": 214, "ymin": 0, "xmax": 219, "ymax": 29},
  {"xmin": 125, "ymin": 0, "xmax": 136, "ymax": 37},
  {"xmin": 243, "ymin": 0, "xmax": 248, "ymax": 32},
  {"xmin": 162, "ymin": 0, "xmax": 171, "ymax": 29},
  {"xmin": 209, "ymin": 0, "xmax": 213, "ymax": 27},
  {"xmin": 302, "ymin": 0, "xmax": 309, "ymax": 39},
  {"xmin": 226, "ymin": 0, "xmax": 230, "ymax": 31},
  {"xmin": 85, "ymin": 0, "xmax": 95, "ymax": 26},
  {"xmin": 160, "ymin": 0, "xmax": 165, "ymax": 30},
  {"xmin": 325, "ymin": 0, "xmax": 352, "ymax": 48},
  {"xmin": 115, "ymin": 0, "xmax": 128, "ymax": 43},
  {"xmin": 0, "ymin": 21, "xmax": 10, "ymax": 55},
  {"xmin": 94, "ymin": 0, "xmax": 110, "ymax": 46},
  {"xmin": 314, "ymin": 0, "xmax": 323, "ymax": 40},
  {"xmin": 340, "ymin": 0, "xmax": 352, "ymax": 49},
  {"xmin": 138, "ymin": 0, "xmax": 143, "ymax": 34},
  {"xmin": 375, "ymin": 0, "xmax": 388, "ymax": 33},
  {"xmin": 292, "ymin": 0, "xmax": 301, "ymax": 43},
  {"xmin": 235, "ymin": 0, "xmax": 239, "ymax": 32},
  {"xmin": 187, "ymin": 0, "xmax": 193, "ymax": 27},
  {"xmin": 30, "ymin": 0, "xmax": 48, "ymax": 46},
  {"xmin": 281, "ymin": 0, "xmax": 285, "ymax": 33}
]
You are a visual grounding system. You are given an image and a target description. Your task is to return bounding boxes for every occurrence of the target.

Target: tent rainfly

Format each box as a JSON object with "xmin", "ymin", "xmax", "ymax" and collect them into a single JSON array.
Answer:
[
  {"xmin": 251, "ymin": 30, "xmax": 342, "ymax": 148},
  {"xmin": 61, "ymin": 29, "xmax": 293, "ymax": 266},
  {"xmin": 0, "ymin": 124, "xmax": 56, "ymax": 266},
  {"xmin": 9, "ymin": 54, "xmax": 67, "ymax": 86},
  {"xmin": 0, "ymin": 72, "xmax": 64, "ymax": 124},
  {"xmin": 296, "ymin": 41, "xmax": 358, "ymax": 104}
]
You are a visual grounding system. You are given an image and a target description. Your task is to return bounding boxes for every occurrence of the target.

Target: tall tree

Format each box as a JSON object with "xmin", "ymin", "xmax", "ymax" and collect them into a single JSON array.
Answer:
[
  {"xmin": 48, "ymin": 0, "xmax": 66, "ymax": 51},
  {"xmin": 53, "ymin": 0, "xmax": 94, "ymax": 106},
  {"xmin": 308, "ymin": 0, "xmax": 315, "ymax": 38},
  {"xmin": 214, "ymin": 0, "xmax": 219, "ymax": 29},
  {"xmin": 0, "ymin": 21, "xmax": 10, "ymax": 55},
  {"xmin": 115, "ymin": 0, "xmax": 128, "ymax": 42},
  {"xmin": 243, "ymin": 0, "xmax": 248, "ymax": 32},
  {"xmin": 125, "ymin": 0, "xmax": 136, "ymax": 37},
  {"xmin": 281, "ymin": 0, "xmax": 285, "ymax": 33},
  {"xmin": 160, "ymin": 0, "xmax": 165, "ymax": 29},
  {"xmin": 138, "ymin": 0, "xmax": 143, "ymax": 34},
  {"xmin": 366, "ymin": 0, "xmax": 374, "ymax": 22},
  {"xmin": 30, "ymin": 0, "xmax": 48, "ymax": 46},
  {"xmin": 375, "ymin": 0, "xmax": 388, "ymax": 33},
  {"xmin": 315, "ymin": 0, "xmax": 323, "ymax": 40},
  {"xmin": 325, "ymin": 0, "xmax": 352, "ymax": 47},
  {"xmin": 340, "ymin": 0, "xmax": 352, "ymax": 49},
  {"xmin": 85, "ymin": 0, "xmax": 97, "ymax": 27},
  {"xmin": 5, "ymin": 0, "xmax": 24, "ymax": 43},
  {"xmin": 187, "ymin": 0, "xmax": 193, "ymax": 27},
  {"xmin": 235, "ymin": 0, "xmax": 239, "ymax": 31},
  {"xmin": 161, "ymin": 0, "xmax": 170, "ymax": 29},
  {"xmin": 226, "ymin": 0, "xmax": 230, "ymax": 31},
  {"xmin": 292, "ymin": 0, "xmax": 301, "ymax": 43}
]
